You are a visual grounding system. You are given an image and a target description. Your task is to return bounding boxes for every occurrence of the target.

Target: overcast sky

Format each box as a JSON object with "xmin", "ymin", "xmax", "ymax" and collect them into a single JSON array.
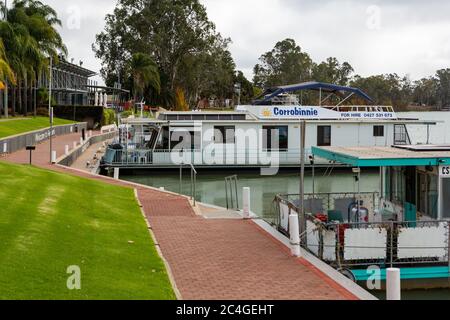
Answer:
[{"xmin": 42, "ymin": 0, "xmax": 450, "ymax": 85}]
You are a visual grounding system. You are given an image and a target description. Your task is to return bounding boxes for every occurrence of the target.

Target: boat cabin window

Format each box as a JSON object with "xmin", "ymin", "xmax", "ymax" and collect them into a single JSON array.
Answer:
[
  {"xmin": 262, "ymin": 126, "xmax": 288, "ymax": 151},
  {"xmin": 155, "ymin": 127, "xmax": 170, "ymax": 150},
  {"xmin": 170, "ymin": 130, "xmax": 201, "ymax": 151},
  {"xmin": 163, "ymin": 114, "xmax": 246, "ymax": 121},
  {"xmin": 373, "ymin": 125, "xmax": 385, "ymax": 137},
  {"xmin": 214, "ymin": 126, "xmax": 235, "ymax": 144},
  {"xmin": 317, "ymin": 126, "xmax": 331, "ymax": 146}
]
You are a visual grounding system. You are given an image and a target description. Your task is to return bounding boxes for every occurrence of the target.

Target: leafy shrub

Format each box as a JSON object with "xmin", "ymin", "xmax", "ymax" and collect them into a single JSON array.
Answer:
[{"xmin": 101, "ymin": 108, "xmax": 116, "ymax": 126}]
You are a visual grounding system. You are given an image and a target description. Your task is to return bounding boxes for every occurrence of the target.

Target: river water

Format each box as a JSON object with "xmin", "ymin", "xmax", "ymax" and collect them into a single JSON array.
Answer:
[{"xmin": 121, "ymin": 111, "xmax": 450, "ymax": 300}]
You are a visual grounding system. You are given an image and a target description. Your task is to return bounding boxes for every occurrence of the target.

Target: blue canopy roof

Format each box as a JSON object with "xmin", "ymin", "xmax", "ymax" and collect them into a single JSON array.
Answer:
[{"xmin": 253, "ymin": 81, "xmax": 374, "ymax": 105}]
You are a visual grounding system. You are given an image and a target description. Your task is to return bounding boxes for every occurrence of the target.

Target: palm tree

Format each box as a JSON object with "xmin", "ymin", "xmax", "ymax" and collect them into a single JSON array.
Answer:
[
  {"xmin": 0, "ymin": 0, "xmax": 66, "ymax": 116},
  {"xmin": 130, "ymin": 53, "xmax": 161, "ymax": 113},
  {"xmin": 0, "ymin": 39, "xmax": 16, "ymax": 117}
]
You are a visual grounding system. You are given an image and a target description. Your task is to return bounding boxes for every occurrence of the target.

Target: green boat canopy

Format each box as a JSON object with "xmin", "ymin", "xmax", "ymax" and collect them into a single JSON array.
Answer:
[{"xmin": 312, "ymin": 145, "xmax": 450, "ymax": 167}]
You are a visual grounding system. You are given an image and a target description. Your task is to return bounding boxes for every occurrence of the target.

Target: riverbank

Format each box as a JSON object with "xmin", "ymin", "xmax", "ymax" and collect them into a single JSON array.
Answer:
[
  {"xmin": 0, "ymin": 161, "xmax": 175, "ymax": 300},
  {"xmin": 1, "ymin": 128, "xmax": 366, "ymax": 300}
]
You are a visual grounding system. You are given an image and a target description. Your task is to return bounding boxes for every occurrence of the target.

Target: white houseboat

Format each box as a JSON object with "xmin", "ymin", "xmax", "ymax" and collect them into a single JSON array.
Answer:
[{"xmin": 101, "ymin": 82, "xmax": 436, "ymax": 169}]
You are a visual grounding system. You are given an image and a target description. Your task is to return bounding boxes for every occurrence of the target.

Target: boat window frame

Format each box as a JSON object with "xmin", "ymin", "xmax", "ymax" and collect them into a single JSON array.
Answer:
[
  {"xmin": 213, "ymin": 125, "xmax": 236, "ymax": 144},
  {"xmin": 317, "ymin": 125, "xmax": 332, "ymax": 147},
  {"xmin": 262, "ymin": 126, "xmax": 289, "ymax": 152},
  {"xmin": 373, "ymin": 125, "xmax": 385, "ymax": 137}
]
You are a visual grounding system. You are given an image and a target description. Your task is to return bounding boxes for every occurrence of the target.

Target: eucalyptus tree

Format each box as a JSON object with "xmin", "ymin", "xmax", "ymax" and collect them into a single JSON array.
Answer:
[
  {"xmin": 253, "ymin": 39, "xmax": 314, "ymax": 88},
  {"xmin": 94, "ymin": 0, "xmax": 235, "ymax": 107}
]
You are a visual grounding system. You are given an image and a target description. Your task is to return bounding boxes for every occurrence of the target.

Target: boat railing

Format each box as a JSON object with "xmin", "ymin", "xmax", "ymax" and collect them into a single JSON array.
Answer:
[
  {"xmin": 103, "ymin": 147, "xmax": 320, "ymax": 167},
  {"xmin": 325, "ymin": 105, "xmax": 396, "ymax": 114},
  {"xmin": 273, "ymin": 193, "xmax": 450, "ymax": 269}
]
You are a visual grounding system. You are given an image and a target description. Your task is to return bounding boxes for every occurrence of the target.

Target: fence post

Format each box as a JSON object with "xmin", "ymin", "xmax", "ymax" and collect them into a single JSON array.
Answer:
[
  {"xmin": 390, "ymin": 221, "xmax": 394, "ymax": 268},
  {"xmin": 51, "ymin": 150, "xmax": 57, "ymax": 164},
  {"xmin": 113, "ymin": 167, "xmax": 120, "ymax": 180},
  {"xmin": 243, "ymin": 187, "xmax": 251, "ymax": 219},
  {"xmin": 289, "ymin": 213, "xmax": 301, "ymax": 257},
  {"xmin": 448, "ymin": 221, "xmax": 450, "ymax": 274},
  {"xmin": 386, "ymin": 268, "xmax": 401, "ymax": 300}
]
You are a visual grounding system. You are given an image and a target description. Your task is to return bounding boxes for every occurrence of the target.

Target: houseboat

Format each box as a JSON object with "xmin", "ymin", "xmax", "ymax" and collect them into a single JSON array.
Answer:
[
  {"xmin": 101, "ymin": 82, "xmax": 436, "ymax": 169},
  {"xmin": 276, "ymin": 145, "xmax": 450, "ymax": 290}
]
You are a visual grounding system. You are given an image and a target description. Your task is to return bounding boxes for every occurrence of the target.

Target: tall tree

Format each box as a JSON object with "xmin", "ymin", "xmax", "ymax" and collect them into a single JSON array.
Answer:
[
  {"xmin": 312, "ymin": 57, "xmax": 354, "ymax": 86},
  {"xmin": 94, "ymin": 0, "xmax": 233, "ymax": 108},
  {"xmin": 0, "ymin": 0, "xmax": 66, "ymax": 116},
  {"xmin": 253, "ymin": 39, "xmax": 313, "ymax": 88},
  {"xmin": 436, "ymin": 69, "xmax": 450, "ymax": 110},
  {"xmin": 130, "ymin": 52, "xmax": 161, "ymax": 111}
]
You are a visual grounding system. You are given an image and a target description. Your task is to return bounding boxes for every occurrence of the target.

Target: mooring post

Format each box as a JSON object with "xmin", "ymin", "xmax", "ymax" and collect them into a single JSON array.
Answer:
[
  {"xmin": 242, "ymin": 187, "xmax": 251, "ymax": 219},
  {"xmin": 51, "ymin": 151, "xmax": 57, "ymax": 164},
  {"xmin": 113, "ymin": 167, "xmax": 120, "ymax": 180},
  {"xmin": 386, "ymin": 268, "xmax": 401, "ymax": 300},
  {"xmin": 289, "ymin": 213, "xmax": 301, "ymax": 257}
]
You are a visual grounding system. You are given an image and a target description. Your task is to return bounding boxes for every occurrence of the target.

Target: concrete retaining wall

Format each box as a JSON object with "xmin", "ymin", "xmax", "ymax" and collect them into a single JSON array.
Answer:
[
  {"xmin": 0, "ymin": 123, "xmax": 88, "ymax": 155},
  {"xmin": 57, "ymin": 131, "xmax": 116, "ymax": 167}
]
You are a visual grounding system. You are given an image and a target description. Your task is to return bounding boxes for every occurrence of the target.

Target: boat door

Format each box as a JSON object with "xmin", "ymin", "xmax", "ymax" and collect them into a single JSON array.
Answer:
[
  {"xmin": 439, "ymin": 165, "xmax": 450, "ymax": 219},
  {"xmin": 417, "ymin": 170, "xmax": 439, "ymax": 219}
]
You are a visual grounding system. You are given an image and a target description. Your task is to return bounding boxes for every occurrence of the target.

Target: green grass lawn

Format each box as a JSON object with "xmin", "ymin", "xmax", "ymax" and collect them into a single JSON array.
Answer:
[
  {"xmin": 0, "ymin": 117, "xmax": 75, "ymax": 139},
  {"xmin": 0, "ymin": 161, "xmax": 176, "ymax": 300}
]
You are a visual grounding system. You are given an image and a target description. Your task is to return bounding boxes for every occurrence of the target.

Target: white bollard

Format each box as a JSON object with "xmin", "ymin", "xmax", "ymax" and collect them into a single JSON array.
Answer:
[
  {"xmin": 289, "ymin": 213, "xmax": 301, "ymax": 257},
  {"xmin": 386, "ymin": 268, "xmax": 401, "ymax": 300},
  {"xmin": 80, "ymin": 137, "xmax": 84, "ymax": 144},
  {"xmin": 3, "ymin": 142, "xmax": 7, "ymax": 153},
  {"xmin": 51, "ymin": 150, "xmax": 57, "ymax": 164},
  {"xmin": 113, "ymin": 167, "xmax": 120, "ymax": 180},
  {"xmin": 242, "ymin": 187, "xmax": 251, "ymax": 219},
  {"xmin": 73, "ymin": 141, "xmax": 78, "ymax": 149},
  {"xmin": 65, "ymin": 145, "xmax": 69, "ymax": 155}
]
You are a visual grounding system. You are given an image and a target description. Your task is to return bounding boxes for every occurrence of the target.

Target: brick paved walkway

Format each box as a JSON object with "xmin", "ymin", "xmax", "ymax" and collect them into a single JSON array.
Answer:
[{"xmin": 2, "ymin": 131, "xmax": 357, "ymax": 300}]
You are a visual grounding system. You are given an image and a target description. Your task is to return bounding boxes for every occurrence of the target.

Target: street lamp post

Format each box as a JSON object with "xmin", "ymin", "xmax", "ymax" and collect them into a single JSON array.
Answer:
[
  {"xmin": 3, "ymin": 0, "xmax": 8, "ymax": 118},
  {"xmin": 49, "ymin": 56, "xmax": 53, "ymax": 163}
]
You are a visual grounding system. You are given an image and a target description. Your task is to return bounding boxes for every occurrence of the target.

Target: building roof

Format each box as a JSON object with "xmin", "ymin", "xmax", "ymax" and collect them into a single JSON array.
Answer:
[
  {"xmin": 312, "ymin": 145, "xmax": 450, "ymax": 167},
  {"xmin": 54, "ymin": 60, "xmax": 97, "ymax": 77},
  {"xmin": 253, "ymin": 82, "xmax": 374, "ymax": 105}
]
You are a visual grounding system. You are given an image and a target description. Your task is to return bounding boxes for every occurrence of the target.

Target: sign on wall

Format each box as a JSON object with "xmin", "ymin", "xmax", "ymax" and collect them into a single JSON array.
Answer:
[
  {"xmin": 244, "ymin": 105, "xmax": 397, "ymax": 120},
  {"xmin": 439, "ymin": 165, "xmax": 450, "ymax": 178}
]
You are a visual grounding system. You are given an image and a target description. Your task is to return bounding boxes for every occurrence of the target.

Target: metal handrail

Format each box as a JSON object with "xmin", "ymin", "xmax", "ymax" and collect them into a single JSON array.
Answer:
[
  {"xmin": 225, "ymin": 175, "xmax": 239, "ymax": 210},
  {"xmin": 179, "ymin": 163, "xmax": 197, "ymax": 206}
]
